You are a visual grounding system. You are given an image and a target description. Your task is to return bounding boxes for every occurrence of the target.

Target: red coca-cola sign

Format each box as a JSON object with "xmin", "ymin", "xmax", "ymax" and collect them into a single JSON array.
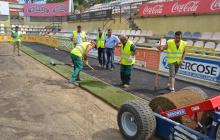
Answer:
[
  {"xmin": 211, "ymin": 0, "xmax": 220, "ymax": 10},
  {"xmin": 171, "ymin": 1, "xmax": 200, "ymax": 13},
  {"xmin": 24, "ymin": 1, "xmax": 69, "ymax": 17},
  {"xmin": 143, "ymin": 5, "xmax": 164, "ymax": 15},
  {"xmin": 139, "ymin": 0, "xmax": 220, "ymax": 17}
]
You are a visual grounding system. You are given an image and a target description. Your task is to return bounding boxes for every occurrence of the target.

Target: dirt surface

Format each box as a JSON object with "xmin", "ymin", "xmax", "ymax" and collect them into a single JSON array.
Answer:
[
  {"xmin": 0, "ymin": 43, "xmax": 125, "ymax": 140},
  {"xmin": 22, "ymin": 42, "xmax": 220, "ymax": 100}
]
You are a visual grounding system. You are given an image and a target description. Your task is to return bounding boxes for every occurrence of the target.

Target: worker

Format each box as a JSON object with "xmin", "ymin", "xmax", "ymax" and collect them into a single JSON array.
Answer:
[
  {"xmin": 11, "ymin": 26, "xmax": 22, "ymax": 56},
  {"xmin": 72, "ymin": 25, "xmax": 87, "ymax": 46},
  {"xmin": 105, "ymin": 29, "xmax": 120, "ymax": 70},
  {"xmin": 157, "ymin": 31, "xmax": 187, "ymax": 92},
  {"xmin": 69, "ymin": 41, "xmax": 97, "ymax": 85},
  {"xmin": 96, "ymin": 28, "xmax": 106, "ymax": 68},
  {"xmin": 119, "ymin": 35, "xmax": 137, "ymax": 88}
]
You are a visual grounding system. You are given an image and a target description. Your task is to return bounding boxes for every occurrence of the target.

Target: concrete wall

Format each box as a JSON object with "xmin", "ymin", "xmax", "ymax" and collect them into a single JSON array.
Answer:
[
  {"xmin": 134, "ymin": 14, "xmax": 220, "ymax": 35},
  {"xmin": 62, "ymin": 18, "xmax": 130, "ymax": 31},
  {"xmin": 0, "ymin": 16, "xmax": 10, "ymax": 27},
  {"xmin": 24, "ymin": 17, "xmax": 52, "ymax": 27}
]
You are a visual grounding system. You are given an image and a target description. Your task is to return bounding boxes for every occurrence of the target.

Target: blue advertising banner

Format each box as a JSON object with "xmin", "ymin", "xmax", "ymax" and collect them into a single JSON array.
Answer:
[{"xmin": 160, "ymin": 52, "xmax": 220, "ymax": 83}]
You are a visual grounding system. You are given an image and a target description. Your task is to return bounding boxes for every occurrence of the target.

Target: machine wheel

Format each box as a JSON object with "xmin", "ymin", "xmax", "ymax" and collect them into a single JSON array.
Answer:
[
  {"xmin": 117, "ymin": 100, "xmax": 156, "ymax": 140},
  {"xmin": 181, "ymin": 86, "xmax": 208, "ymax": 99},
  {"xmin": 216, "ymin": 125, "xmax": 220, "ymax": 140}
]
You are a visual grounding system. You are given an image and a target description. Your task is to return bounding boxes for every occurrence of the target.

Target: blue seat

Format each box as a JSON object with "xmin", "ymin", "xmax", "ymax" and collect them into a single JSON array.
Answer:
[
  {"xmin": 183, "ymin": 32, "xmax": 192, "ymax": 38},
  {"xmin": 166, "ymin": 31, "xmax": 174, "ymax": 38},
  {"xmin": 192, "ymin": 32, "xmax": 201, "ymax": 39}
]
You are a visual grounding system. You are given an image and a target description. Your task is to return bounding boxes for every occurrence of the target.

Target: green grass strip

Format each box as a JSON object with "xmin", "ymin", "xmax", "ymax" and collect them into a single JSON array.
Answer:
[{"xmin": 21, "ymin": 46, "xmax": 136, "ymax": 109}]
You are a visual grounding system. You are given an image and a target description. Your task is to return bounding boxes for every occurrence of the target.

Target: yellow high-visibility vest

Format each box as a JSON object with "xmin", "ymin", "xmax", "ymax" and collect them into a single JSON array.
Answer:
[
  {"xmin": 73, "ymin": 31, "xmax": 86, "ymax": 43},
  {"xmin": 121, "ymin": 40, "xmax": 136, "ymax": 65},
  {"xmin": 12, "ymin": 31, "xmax": 22, "ymax": 42},
  {"xmin": 96, "ymin": 32, "xmax": 105, "ymax": 48},
  {"xmin": 71, "ymin": 42, "xmax": 91, "ymax": 58},
  {"xmin": 167, "ymin": 39, "xmax": 187, "ymax": 64}
]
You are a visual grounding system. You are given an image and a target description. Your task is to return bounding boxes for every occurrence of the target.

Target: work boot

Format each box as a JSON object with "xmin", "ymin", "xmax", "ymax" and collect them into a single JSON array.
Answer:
[
  {"xmin": 166, "ymin": 83, "xmax": 171, "ymax": 90},
  {"xmin": 76, "ymin": 78, "xmax": 81, "ymax": 82},
  {"xmin": 119, "ymin": 82, "xmax": 124, "ymax": 87},
  {"xmin": 123, "ymin": 84, "xmax": 129, "ymax": 88},
  {"xmin": 68, "ymin": 80, "xmax": 79, "ymax": 86},
  {"xmin": 169, "ymin": 87, "xmax": 175, "ymax": 92}
]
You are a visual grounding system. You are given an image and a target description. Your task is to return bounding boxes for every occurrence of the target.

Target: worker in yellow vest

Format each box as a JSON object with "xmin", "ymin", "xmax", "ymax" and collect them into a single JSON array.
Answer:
[
  {"xmin": 69, "ymin": 41, "xmax": 97, "ymax": 85},
  {"xmin": 72, "ymin": 25, "xmax": 86, "ymax": 46},
  {"xmin": 96, "ymin": 28, "xmax": 106, "ymax": 68},
  {"xmin": 119, "ymin": 35, "xmax": 137, "ymax": 88},
  {"xmin": 158, "ymin": 31, "xmax": 187, "ymax": 92},
  {"xmin": 11, "ymin": 26, "xmax": 22, "ymax": 56}
]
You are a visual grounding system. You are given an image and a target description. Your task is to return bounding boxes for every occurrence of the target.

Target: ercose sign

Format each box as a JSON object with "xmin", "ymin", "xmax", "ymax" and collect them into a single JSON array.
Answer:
[{"xmin": 159, "ymin": 52, "xmax": 220, "ymax": 83}]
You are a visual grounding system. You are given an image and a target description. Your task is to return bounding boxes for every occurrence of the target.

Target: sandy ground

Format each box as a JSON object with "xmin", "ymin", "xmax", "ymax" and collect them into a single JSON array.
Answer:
[{"xmin": 0, "ymin": 43, "xmax": 123, "ymax": 140}]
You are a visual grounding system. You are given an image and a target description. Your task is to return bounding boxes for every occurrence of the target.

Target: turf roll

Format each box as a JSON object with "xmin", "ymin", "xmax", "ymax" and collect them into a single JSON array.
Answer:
[{"xmin": 149, "ymin": 90, "xmax": 206, "ymax": 129}]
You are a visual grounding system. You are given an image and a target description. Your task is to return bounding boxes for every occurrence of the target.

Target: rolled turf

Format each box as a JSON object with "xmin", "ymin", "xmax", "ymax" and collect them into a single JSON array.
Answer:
[{"xmin": 149, "ymin": 90, "xmax": 206, "ymax": 129}]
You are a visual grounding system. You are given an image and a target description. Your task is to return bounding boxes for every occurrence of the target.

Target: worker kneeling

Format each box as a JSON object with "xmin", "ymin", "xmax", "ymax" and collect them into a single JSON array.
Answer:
[
  {"xmin": 119, "ymin": 35, "xmax": 137, "ymax": 88},
  {"xmin": 69, "ymin": 41, "xmax": 97, "ymax": 85}
]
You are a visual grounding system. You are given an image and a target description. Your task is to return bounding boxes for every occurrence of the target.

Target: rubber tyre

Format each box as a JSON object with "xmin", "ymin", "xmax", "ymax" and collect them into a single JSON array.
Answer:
[
  {"xmin": 181, "ymin": 86, "xmax": 208, "ymax": 99},
  {"xmin": 117, "ymin": 100, "xmax": 156, "ymax": 140},
  {"xmin": 216, "ymin": 125, "xmax": 220, "ymax": 140}
]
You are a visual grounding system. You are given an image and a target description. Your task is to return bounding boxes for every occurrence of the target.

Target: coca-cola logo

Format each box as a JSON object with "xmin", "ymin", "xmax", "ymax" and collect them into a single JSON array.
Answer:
[
  {"xmin": 211, "ymin": 0, "xmax": 220, "ymax": 10},
  {"xmin": 171, "ymin": 1, "xmax": 200, "ymax": 13},
  {"xmin": 143, "ymin": 5, "xmax": 164, "ymax": 15},
  {"xmin": 53, "ymin": 4, "xmax": 67, "ymax": 13},
  {"xmin": 28, "ymin": 5, "xmax": 50, "ymax": 14}
]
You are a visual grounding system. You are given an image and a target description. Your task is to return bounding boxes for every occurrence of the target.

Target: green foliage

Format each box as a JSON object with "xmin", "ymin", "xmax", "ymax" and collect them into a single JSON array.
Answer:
[
  {"xmin": 47, "ymin": 0, "xmax": 64, "ymax": 3},
  {"xmin": 74, "ymin": 0, "xmax": 114, "ymax": 12}
]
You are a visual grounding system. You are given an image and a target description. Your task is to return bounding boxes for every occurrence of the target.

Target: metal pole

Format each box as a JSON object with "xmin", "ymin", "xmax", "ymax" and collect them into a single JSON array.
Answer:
[
  {"xmin": 120, "ymin": 6, "xmax": 121, "ymax": 23},
  {"xmin": 113, "ymin": 7, "xmax": 115, "ymax": 24}
]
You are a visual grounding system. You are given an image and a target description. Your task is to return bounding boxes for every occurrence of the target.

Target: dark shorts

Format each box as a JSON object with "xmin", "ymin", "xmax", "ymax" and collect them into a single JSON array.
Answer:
[
  {"xmin": 13, "ymin": 41, "xmax": 21, "ymax": 47},
  {"xmin": 169, "ymin": 62, "xmax": 180, "ymax": 78}
]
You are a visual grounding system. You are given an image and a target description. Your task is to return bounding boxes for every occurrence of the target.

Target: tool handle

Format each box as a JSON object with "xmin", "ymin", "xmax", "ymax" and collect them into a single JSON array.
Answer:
[
  {"xmin": 86, "ymin": 64, "xmax": 95, "ymax": 70},
  {"xmin": 154, "ymin": 37, "xmax": 162, "ymax": 90}
]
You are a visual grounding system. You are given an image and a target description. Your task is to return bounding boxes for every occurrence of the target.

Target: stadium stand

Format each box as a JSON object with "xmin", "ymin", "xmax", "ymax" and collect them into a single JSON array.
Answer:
[
  {"xmin": 216, "ymin": 43, "xmax": 220, "ymax": 52},
  {"xmin": 194, "ymin": 41, "xmax": 204, "ymax": 48},
  {"xmin": 186, "ymin": 40, "xmax": 194, "ymax": 46},
  {"xmin": 135, "ymin": 30, "xmax": 141, "ymax": 36},
  {"xmin": 183, "ymin": 32, "xmax": 192, "ymax": 38},
  {"xmin": 205, "ymin": 42, "xmax": 216, "ymax": 49},
  {"xmin": 166, "ymin": 31, "xmax": 174, "ymax": 38},
  {"xmin": 133, "ymin": 37, "xmax": 140, "ymax": 43},
  {"xmin": 201, "ymin": 32, "xmax": 213, "ymax": 40},
  {"xmin": 192, "ymin": 32, "xmax": 202, "ymax": 39},
  {"xmin": 0, "ymin": 24, "xmax": 5, "ymax": 34},
  {"xmin": 6, "ymin": 22, "xmax": 220, "ymax": 56},
  {"xmin": 137, "ymin": 37, "xmax": 145, "ymax": 44},
  {"xmin": 212, "ymin": 32, "xmax": 220, "ymax": 40}
]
